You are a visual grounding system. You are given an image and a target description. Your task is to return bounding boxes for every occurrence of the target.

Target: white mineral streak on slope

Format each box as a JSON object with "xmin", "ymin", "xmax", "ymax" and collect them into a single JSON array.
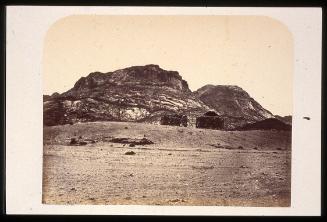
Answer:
[
  {"xmin": 122, "ymin": 107, "xmax": 150, "ymax": 120},
  {"xmin": 248, "ymin": 101, "xmax": 255, "ymax": 110},
  {"xmin": 259, "ymin": 109, "xmax": 274, "ymax": 118},
  {"xmin": 187, "ymin": 99, "xmax": 203, "ymax": 108},
  {"xmin": 165, "ymin": 99, "xmax": 185, "ymax": 107},
  {"xmin": 62, "ymin": 100, "xmax": 72, "ymax": 107}
]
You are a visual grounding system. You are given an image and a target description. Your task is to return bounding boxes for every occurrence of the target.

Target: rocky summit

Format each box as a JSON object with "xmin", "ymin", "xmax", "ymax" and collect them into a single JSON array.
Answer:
[
  {"xmin": 44, "ymin": 65, "xmax": 210, "ymax": 126},
  {"xmin": 44, "ymin": 64, "xmax": 287, "ymax": 130}
]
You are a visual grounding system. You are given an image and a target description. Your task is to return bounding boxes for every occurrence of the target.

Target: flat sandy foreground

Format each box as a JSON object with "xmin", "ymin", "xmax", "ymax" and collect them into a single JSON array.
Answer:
[{"xmin": 43, "ymin": 121, "xmax": 291, "ymax": 207}]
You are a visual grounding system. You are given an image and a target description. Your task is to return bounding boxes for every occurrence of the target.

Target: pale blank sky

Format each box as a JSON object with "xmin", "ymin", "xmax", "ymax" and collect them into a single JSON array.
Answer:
[{"xmin": 43, "ymin": 15, "xmax": 293, "ymax": 116}]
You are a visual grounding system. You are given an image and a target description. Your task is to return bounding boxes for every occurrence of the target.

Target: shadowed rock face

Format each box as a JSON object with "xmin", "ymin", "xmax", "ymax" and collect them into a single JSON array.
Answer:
[
  {"xmin": 275, "ymin": 115, "xmax": 292, "ymax": 125},
  {"xmin": 194, "ymin": 85, "xmax": 274, "ymax": 129},
  {"xmin": 236, "ymin": 118, "xmax": 292, "ymax": 131},
  {"xmin": 44, "ymin": 65, "xmax": 209, "ymax": 126}
]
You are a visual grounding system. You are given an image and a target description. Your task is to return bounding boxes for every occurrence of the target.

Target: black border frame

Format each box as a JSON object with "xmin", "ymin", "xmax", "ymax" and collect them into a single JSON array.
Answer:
[{"xmin": 0, "ymin": 0, "xmax": 326, "ymax": 221}]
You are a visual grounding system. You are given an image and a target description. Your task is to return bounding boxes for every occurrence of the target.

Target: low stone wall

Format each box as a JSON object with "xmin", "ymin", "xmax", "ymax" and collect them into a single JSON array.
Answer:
[{"xmin": 160, "ymin": 114, "xmax": 188, "ymax": 127}]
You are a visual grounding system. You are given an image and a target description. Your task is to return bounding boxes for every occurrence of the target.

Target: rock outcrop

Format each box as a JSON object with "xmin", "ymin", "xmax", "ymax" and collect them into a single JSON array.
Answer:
[
  {"xmin": 44, "ymin": 65, "xmax": 210, "ymax": 126},
  {"xmin": 236, "ymin": 118, "xmax": 292, "ymax": 131},
  {"xmin": 194, "ymin": 85, "xmax": 275, "ymax": 129}
]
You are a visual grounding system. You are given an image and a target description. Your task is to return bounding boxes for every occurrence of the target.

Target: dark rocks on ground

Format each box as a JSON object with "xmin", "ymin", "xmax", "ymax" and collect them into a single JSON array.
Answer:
[
  {"xmin": 138, "ymin": 138, "xmax": 154, "ymax": 145},
  {"xmin": 209, "ymin": 143, "xmax": 245, "ymax": 150},
  {"xmin": 125, "ymin": 151, "xmax": 136, "ymax": 155},
  {"xmin": 109, "ymin": 137, "xmax": 154, "ymax": 145},
  {"xmin": 209, "ymin": 143, "xmax": 225, "ymax": 149},
  {"xmin": 110, "ymin": 138, "xmax": 130, "ymax": 143},
  {"xmin": 192, "ymin": 165, "xmax": 214, "ymax": 170},
  {"xmin": 170, "ymin": 199, "xmax": 186, "ymax": 203},
  {"xmin": 70, "ymin": 138, "xmax": 78, "ymax": 145},
  {"xmin": 129, "ymin": 143, "xmax": 135, "ymax": 147},
  {"xmin": 69, "ymin": 137, "xmax": 91, "ymax": 146}
]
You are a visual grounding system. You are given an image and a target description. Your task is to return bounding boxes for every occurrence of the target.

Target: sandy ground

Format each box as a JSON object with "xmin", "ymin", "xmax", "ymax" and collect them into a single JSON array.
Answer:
[{"xmin": 43, "ymin": 121, "xmax": 291, "ymax": 206}]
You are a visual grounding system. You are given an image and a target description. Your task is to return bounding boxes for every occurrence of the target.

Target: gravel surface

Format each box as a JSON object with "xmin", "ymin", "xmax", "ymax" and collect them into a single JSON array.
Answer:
[{"xmin": 42, "ymin": 121, "xmax": 291, "ymax": 206}]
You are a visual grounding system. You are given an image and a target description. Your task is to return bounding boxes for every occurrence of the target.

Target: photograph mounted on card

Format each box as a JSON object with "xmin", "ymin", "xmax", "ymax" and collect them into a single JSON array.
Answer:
[{"xmin": 5, "ymin": 6, "xmax": 322, "ymax": 215}]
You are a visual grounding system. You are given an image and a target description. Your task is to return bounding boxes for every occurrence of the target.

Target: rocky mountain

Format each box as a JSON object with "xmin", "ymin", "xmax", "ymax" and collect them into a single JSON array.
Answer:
[
  {"xmin": 44, "ymin": 64, "xmax": 284, "ymax": 130},
  {"xmin": 194, "ymin": 84, "xmax": 275, "ymax": 129},
  {"xmin": 44, "ymin": 65, "xmax": 210, "ymax": 126}
]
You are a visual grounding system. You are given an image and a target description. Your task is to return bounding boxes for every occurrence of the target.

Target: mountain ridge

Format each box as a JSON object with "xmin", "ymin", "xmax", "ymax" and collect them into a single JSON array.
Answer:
[
  {"xmin": 44, "ymin": 64, "xmax": 290, "ymax": 129},
  {"xmin": 44, "ymin": 65, "xmax": 210, "ymax": 126}
]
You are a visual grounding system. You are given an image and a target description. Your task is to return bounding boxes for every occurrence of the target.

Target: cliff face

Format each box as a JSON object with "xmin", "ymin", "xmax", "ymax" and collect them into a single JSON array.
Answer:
[
  {"xmin": 67, "ymin": 64, "xmax": 190, "ymax": 95},
  {"xmin": 44, "ymin": 65, "xmax": 210, "ymax": 126}
]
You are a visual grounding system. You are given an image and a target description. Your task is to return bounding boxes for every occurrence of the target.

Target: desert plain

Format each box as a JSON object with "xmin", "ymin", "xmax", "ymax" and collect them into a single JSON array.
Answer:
[{"xmin": 43, "ymin": 121, "xmax": 291, "ymax": 207}]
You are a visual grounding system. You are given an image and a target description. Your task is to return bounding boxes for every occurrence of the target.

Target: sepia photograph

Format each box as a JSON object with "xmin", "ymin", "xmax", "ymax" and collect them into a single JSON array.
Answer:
[
  {"xmin": 5, "ymin": 6, "xmax": 322, "ymax": 216},
  {"xmin": 42, "ymin": 15, "xmax": 292, "ymax": 207}
]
